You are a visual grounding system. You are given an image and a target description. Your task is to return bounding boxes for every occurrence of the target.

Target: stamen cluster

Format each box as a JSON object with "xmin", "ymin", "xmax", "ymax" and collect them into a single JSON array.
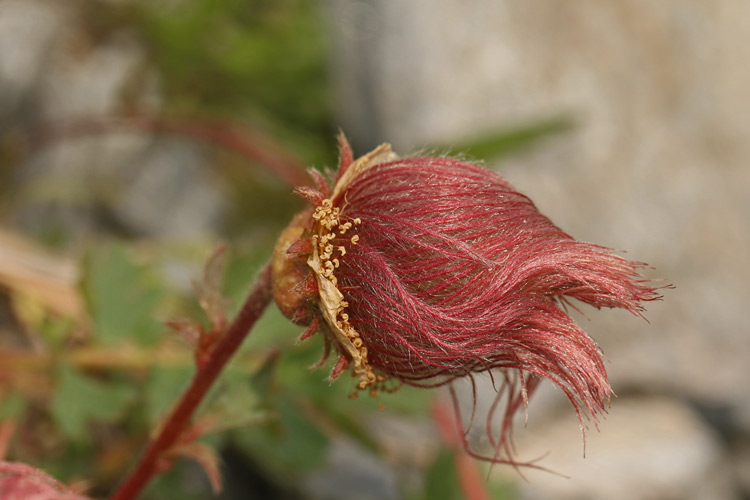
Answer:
[{"xmin": 307, "ymin": 198, "xmax": 375, "ymax": 389}]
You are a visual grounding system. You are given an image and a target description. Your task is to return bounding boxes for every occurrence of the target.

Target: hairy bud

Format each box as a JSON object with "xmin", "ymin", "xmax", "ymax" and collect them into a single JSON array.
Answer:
[{"xmin": 273, "ymin": 134, "xmax": 663, "ymax": 462}]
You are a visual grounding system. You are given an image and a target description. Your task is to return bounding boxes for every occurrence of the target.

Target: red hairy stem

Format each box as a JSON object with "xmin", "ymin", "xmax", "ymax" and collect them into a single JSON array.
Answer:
[{"xmin": 109, "ymin": 261, "xmax": 273, "ymax": 500}]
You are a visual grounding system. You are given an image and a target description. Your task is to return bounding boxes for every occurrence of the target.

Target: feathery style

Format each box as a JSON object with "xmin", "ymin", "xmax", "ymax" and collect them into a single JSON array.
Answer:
[{"xmin": 272, "ymin": 135, "xmax": 661, "ymax": 462}]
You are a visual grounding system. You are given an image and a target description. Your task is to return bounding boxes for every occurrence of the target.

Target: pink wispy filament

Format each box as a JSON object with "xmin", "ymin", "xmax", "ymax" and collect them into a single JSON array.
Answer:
[{"xmin": 326, "ymin": 156, "xmax": 660, "ymax": 460}]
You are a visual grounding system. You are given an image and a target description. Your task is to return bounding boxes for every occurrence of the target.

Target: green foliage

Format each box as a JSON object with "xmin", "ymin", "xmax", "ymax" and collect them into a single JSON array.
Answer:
[
  {"xmin": 489, "ymin": 478, "xmax": 518, "ymax": 500},
  {"xmin": 0, "ymin": 393, "xmax": 25, "ymax": 419},
  {"xmin": 52, "ymin": 365, "xmax": 136, "ymax": 443},
  {"xmin": 83, "ymin": 244, "xmax": 165, "ymax": 346},
  {"xmin": 222, "ymin": 248, "xmax": 276, "ymax": 315},
  {"xmin": 145, "ymin": 365, "xmax": 193, "ymax": 425},
  {"xmin": 89, "ymin": 0, "xmax": 336, "ymax": 165},
  {"xmin": 422, "ymin": 449, "xmax": 461, "ymax": 500},
  {"xmin": 439, "ymin": 115, "xmax": 575, "ymax": 161},
  {"xmin": 234, "ymin": 395, "xmax": 329, "ymax": 478}
]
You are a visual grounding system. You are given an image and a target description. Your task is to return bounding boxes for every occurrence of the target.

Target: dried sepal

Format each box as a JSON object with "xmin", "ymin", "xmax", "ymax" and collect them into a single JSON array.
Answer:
[
  {"xmin": 166, "ymin": 442, "xmax": 222, "ymax": 494},
  {"xmin": 331, "ymin": 142, "xmax": 398, "ymax": 200},
  {"xmin": 286, "ymin": 237, "xmax": 313, "ymax": 256},
  {"xmin": 336, "ymin": 132, "xmax": 354, "ymax": 175},
  {"xmin": 310, "ymin": 329, "xmax": 332, "ymax": 370},
  {"xmin": 297, "ymin": 316, "xmax": 320, "ymax": 343},
  {"xmin": 329, "ymin": 352, "xmax": 349, "ymax": 381},
  {"xmin": 294, "ymin": 186, "xmax": 325, "ymax": 207},
  {"xmin": 166, "ymin": 319, "xmax": 202, "ymax": 348},
  {"xmin": 165, "ymin": 246, "xmax": 234, "ymax": 367},
  {"xmin": 308, "ymin": 168, "xmax": 330, "ymax": 198},
  {"xmin": 196, "ymin": 244, "xmax": 229, "ymax": 336}
]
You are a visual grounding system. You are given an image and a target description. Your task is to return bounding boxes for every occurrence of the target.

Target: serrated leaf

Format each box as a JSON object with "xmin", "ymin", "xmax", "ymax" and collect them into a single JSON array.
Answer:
[
  {"xmin": 52, "ymin": 366, "xmax": 135, "ymax": 442},
  {"xmin": 272, "ymin": 398, "xmax": 329, "ymax": 470},
  {"xmin": 83, "ymin": 244, "xmax": 164, "ymax": 346},
  {"xmin": 197, "ymin": 366, "xmax": 270, "ymax": 434},
  {"xmin": 196, "ymin": 244, "xmax": 228, "ymax": 333}
]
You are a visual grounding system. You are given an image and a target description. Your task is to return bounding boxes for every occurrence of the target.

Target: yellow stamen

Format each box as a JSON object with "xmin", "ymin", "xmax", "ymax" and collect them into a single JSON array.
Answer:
[{"xmin": 308, "ymin": 198, "xmax": 375, "ymax": 389}]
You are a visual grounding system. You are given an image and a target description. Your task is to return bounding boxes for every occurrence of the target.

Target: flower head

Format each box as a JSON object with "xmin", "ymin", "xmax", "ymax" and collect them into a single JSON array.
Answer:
[
  {"xmin": 272, "ymin": 135, "xmax": 662, "ymax": 462},
  {"xmin": 0, "ymin": 462, "xmax": 92, "ymax": 500}
]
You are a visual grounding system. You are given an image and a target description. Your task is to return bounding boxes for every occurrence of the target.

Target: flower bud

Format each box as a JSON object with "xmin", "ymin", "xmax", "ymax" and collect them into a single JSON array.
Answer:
[{"xmin": 273, "ymin": 135, "xmax": 662, "ymax": 460}]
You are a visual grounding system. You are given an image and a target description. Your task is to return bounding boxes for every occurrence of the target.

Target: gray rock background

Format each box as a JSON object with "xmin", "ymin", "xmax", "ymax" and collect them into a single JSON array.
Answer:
[
  {"xmin": 0, "ymin": 0, "xmax": 227, "ymax": 243},
  {"xmin": 328, "ymin": 1, "xmax": 749, "ymax": 498}
]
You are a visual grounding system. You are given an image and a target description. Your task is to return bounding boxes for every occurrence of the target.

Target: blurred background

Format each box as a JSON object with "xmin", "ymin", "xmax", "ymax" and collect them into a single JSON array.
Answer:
[{"xmin": 1, "ymin": 1, "xmax": 748, "ymax": 499}]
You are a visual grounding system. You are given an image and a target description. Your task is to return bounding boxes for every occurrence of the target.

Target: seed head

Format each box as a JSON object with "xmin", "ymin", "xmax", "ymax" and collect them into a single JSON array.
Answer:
[{"xmin": 272, "ymin": 134, "xmax": 663, "ymax": 463}]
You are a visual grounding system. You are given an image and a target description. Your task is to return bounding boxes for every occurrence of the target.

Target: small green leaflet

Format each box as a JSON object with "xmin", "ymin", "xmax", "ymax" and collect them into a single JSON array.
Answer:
[
  {"xmin": 83, "ymin": 244, "xmax": 164, "ymax": 346},
  {"xmin": 52, "ymin": 365, "xmax": 136, "ymax": 442}
]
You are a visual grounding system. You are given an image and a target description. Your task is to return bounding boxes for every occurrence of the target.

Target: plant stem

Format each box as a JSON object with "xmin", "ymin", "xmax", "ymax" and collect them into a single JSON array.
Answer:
[
  {"xmin": 31, "ymin": 114, "xmax": 311, "ymax": 187},
  {"xmin": 110, "ymin": 261, "xmax": 273, "ymax": 500}
]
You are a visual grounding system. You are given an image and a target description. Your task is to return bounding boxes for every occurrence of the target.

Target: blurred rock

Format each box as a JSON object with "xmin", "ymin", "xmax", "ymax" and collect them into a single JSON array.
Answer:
[
  {"xmin": 0, "ymin": 0, "xmax": 65, "ymax": 121},
  {"xmin": 4, "ymin": 1, "xmax": 227, "ymax": 244},
  {"xmin": 303, "ymin": 438, "xmax": 399, "ymax": 500},
  {"xmin": 35, "ymin": 30, "xmax": 152, "ymax": 120},
  {"xmin": 495, "ymin": 396, "xmax": 735, "ymax": 500},
  {"xmin": 111, "ymin": 138, "xmax": 227, "ymax": 239},
  {"xmin": 734, "ymin": 446, "xmax": 750, "ymax": 499}
]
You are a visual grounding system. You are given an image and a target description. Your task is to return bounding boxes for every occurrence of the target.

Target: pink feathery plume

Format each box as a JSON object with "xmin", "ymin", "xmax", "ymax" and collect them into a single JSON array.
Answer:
[
  {"xmin": 272, "ymin": 136, "xmax": 663, "ymax": 465},
  {"xmin": 0, "ymin": 462, "xmax": 93, "ymax": 500}
]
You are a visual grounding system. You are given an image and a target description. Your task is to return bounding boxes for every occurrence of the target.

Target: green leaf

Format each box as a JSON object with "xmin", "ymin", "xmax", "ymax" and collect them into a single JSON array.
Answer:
[
  {"xmin": 198, "ymin": 364, "xmax": 270, "ymax": 433},
  {"xmin": 488, "ymin": 477, "xmax": 517, "ymax": 500},
  {"xmin": 145, "ymin": 365, "xmax": 193, "ymax": 425},
  {"xmin": 222, "ymin": 249, "xmax": 273, "ymax": 315},
  {"xmin": 422, "ymin": 449, "xmax": 461, "ymax": 500},
  {"xmin": 249, "ymin": 350, "xmax": 281, "ymax": 401},
  {"xmin": 0, "ymin": 392, "xmax": 25, "ymax": 419},
  {"xmin": 235, "ymin": 396, "xmax": 329, "ymax": 476},
  {"xmin": 83, "ymin": 244, "xmax": 164, "ymax": 346},
  {"xmin": 52, "ymin": 365, "xmax": 136, "ymax": 442},
  {"xmin": 439, "ymin": 116, "xmax": 575, "ymax": 160}
]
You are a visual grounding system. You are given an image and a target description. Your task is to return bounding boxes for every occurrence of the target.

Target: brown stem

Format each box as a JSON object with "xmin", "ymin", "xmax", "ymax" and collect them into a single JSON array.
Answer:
[
  {"xmin": 109, "ymin": 261, "xmax": 273, "ymax": 500},
  {"xmin": 28, "ymin": 114, "xmax": 312, "ymax": 187}
]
